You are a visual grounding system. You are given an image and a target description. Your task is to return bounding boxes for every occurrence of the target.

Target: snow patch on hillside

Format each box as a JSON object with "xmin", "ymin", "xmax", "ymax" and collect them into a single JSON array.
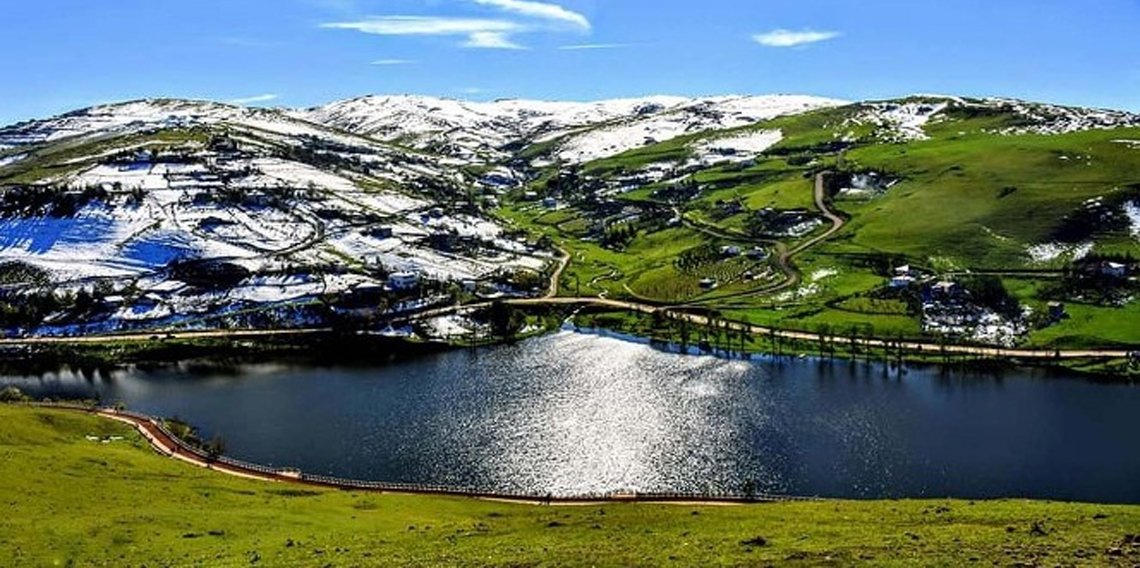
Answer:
[
  {"xmin": 856, "ymin": 102, "xmax": 948, "ymax": 142},
  {"xmin": 245, "ymin": 158, "xmax": 357, "ymax": 193},
  {"xmin": 301, "ymin": 94, "xmax": 841, "ymax": 164},
  {"xmin": 297, "ymin": 95, "xmax": 692, "ymax": 160},
  {"xmin": 0, "ymin": 204, "xmax": 202, "ymax": 280},
  {"xmin": 0, "ymin": 99, "xmax": 378, "ymax": 152},
  {"xmin": 554, "ymin": 96, "xmax": 837, "ymax": 164},
  {"xmin": 1125, "ymin": 200, "xmax": 1140, "ymax": 240},
  {"xmin": 1026, "ymin": 242, "xmax": 1094, "ymax": 263},
  {"xmin": 989, "ymin": 99, "xmax": 1140, "ymax": 135},
  {"xmin": 0, "ymin": 153, "xmax": 26, "ymax": 168},
  {"xmin": 690, "ymin": 130, "xmax": 782, "ymax": 165}
]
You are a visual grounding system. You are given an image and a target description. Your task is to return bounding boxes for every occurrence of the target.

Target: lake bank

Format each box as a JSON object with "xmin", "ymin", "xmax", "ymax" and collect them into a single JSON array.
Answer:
[{"xmin": 5, "ymin": 330, "xmax": 1140, "ymax": 503}]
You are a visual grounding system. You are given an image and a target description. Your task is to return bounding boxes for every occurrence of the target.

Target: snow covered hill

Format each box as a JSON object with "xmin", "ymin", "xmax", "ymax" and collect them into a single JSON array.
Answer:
[
  {"xmin": 1, "ymin": 99, "xmax": 356, "ymax": 148},
  {"xmin": 296, "ymin": 94, "xmax": 845, "ymax": 164},
  {"xmin": 0, "ymin": 98, "xmax": 559, "ymax": 336}
]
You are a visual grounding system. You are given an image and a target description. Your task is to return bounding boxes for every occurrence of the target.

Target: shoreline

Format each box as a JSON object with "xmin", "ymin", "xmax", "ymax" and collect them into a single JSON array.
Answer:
[
  {"xmin": 0, "ymin": 319, "xmax": 1135, "ymax": 382},
  {"xmin": 23, "ymin": 402, "xmax": 817, "ymax": 506}
]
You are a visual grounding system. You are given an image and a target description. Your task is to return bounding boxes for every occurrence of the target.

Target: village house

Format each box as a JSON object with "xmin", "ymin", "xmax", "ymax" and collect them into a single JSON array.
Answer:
[
  {"xmin": 932, "ymin": 281, "xmax": 960, "ymax": 298},
  {"xmin": 369, "ymin": 226, "xmax": 394, "ymax": 239},
  {"xmin": 1048, "ymin": 301, "xmax": 1068, "ymax": 321},
  {"xmin": 388, "ymin": 272, "xmax": 420, "ymax": 291},
  {"xmin": 746, "ymin": 247, "xmax": 769, "ymax": 260},
  {"xmin": 1101, "ymin": 262, "xmax": 1127, "ymax": 279},
  {"xmin": 720, "ymin": 245, "xmax": 742, "ymax": 257},
  {"xmin": 889, "ymin": 275, "xmax": 916, "ymax": 289}
]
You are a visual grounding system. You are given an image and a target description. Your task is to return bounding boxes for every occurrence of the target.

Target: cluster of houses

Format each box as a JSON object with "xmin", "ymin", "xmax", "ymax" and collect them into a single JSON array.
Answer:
[
  {"xmin": 747, "ymin": 208, "xmax": 823, "ymax": 238},
  {"xmin": 917, "ymin": 281, "xmax": 1025, "ymax": 346},
  {"xmin": 885, "ymin": 266, "xmax": 1028, "ymax": 345}
]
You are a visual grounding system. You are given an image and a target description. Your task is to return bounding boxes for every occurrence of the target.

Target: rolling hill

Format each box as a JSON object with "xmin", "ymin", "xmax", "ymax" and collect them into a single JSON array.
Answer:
[{"xmin": 0, "ymin": 94, "xmax": 1137, "ymax": 352}]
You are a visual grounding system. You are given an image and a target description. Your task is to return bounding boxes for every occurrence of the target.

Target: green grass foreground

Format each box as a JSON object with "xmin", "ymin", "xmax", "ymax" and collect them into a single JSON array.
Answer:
[{"xmin": 2, "ymin": 405, "xmax": 1139, "ymax": 567}]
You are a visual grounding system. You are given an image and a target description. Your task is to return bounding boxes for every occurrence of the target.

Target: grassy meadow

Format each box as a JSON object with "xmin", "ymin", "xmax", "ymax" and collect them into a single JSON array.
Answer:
[
  {"xmin": 499, "ymin": 101, "xmax": 1140, "ymax": 353},
  {"xmin": 3, "ymin": 404, "xmax": 1140, "ymax": 566}
]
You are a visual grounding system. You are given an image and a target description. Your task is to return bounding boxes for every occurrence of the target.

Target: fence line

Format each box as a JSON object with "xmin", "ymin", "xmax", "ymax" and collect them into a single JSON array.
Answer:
[{"xmin": 26, "ymin": 402, "xmax": 822, "ymax": 504}]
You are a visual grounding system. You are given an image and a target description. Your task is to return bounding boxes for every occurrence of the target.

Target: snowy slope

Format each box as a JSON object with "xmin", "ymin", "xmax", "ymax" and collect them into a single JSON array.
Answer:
[
  {"xmin": 845, "ymin": 97, "xmax": 1140, "ymax": 143},
  {"xmin": 547, "ymin": 95, "xmax": 840, "ymax": 164},
  {"xmin": 0, "ymin": 99, "xmax": 339, "ymax": 146},
  {"xmin": 296, "ymin": 94, "xmax": 844, "ymax": 164}
]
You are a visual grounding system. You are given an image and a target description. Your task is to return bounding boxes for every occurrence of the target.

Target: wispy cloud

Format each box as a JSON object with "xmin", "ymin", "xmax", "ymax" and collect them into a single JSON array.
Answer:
[
  {"xmin": 470, "ymin": 0, "xmax": 590, "ymax": 31},
  {"xmin": 558, "ymin": 43, "xmax": 632, "ymax": 51},
  {"xmin": 371, "ymin": 58, "xmax": 416, "ymax": 65},
  {"xmin": 464, "ymin": 31, "xmax": 525, "ymax": 49},
  {"xmin": 322, "ymin": 0, "xmax": 589, "ymax": 50},
  {"xmin": 752, "ymin": 29, "xmax": 840, "ymax": 48},
  {"xmin": 322, "ymin": 16, "xmax": 526, "ymax": 49},
  {"xmin": 229, "ymin": 94, "xmax": 279, "ymax": 105},
  {"xmin": 458, "ymin": 87, "xmax": 489, "ymax": 95},
  {"xmin": 324, "ymin": 17, "xmax": 520, "ymax": 37}
]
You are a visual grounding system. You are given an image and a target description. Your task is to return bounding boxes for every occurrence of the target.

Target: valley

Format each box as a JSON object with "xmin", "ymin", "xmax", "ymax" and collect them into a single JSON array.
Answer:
[{"xmin": 0, "ymin": 94, "xmax": 1137, "ymax": 374}]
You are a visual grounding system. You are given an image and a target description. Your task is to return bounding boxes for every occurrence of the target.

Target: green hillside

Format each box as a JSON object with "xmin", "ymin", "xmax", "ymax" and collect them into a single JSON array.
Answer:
[{"xmin": 505, "ymin": 98, "xmax": 1140, "ymax": 351}]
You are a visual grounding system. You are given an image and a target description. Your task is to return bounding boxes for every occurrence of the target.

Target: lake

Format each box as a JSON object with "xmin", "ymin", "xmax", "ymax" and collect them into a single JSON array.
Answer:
[{"xmin": 5, "ymin": 330, "xmax": 1140, "ymax": 502}]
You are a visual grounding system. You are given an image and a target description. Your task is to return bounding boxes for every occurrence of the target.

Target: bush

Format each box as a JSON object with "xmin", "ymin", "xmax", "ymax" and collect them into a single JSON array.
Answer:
[{"xmin": 0, "ymin": 386, "xmax": 30, "ymax": 403}]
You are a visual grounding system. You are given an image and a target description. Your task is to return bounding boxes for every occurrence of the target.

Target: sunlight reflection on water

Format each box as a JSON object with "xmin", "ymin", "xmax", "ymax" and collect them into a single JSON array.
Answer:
[{"xmin": 5, "ymin": 330, "xmax": 1140, "ymax": 501}]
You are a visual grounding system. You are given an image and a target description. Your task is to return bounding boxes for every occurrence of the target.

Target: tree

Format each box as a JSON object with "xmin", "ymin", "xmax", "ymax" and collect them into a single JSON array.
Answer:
[
  {"xmin": 0, "ymin": 386, "xmax": 29, "ymax": 403},
  {"xmin": 487, "ymin": 301, "xmax": 524, "ymax": 340},
  {"xmin": 204, "ymin": 435, "xmax": 227, "ymax": 460}
]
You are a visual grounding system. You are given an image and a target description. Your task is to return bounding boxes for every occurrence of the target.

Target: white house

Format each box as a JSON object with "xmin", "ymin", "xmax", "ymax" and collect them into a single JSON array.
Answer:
[
  {"xmin": 889, "ymin": 275, "xmax": 915, "ymax": 288},
  {"xmin": 1102, "ymin": 262, "xmax": 1127, "ymax": 278},
  {"xmin": 388, "ymin": 272, "xmax": 420, "ymax": 291}
]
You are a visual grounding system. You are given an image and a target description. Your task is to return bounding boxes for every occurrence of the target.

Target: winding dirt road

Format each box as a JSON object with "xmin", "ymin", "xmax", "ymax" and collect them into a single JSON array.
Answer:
[{"xmin": 687, "ymin": 172, "xmax": 845, "ymax": 304}]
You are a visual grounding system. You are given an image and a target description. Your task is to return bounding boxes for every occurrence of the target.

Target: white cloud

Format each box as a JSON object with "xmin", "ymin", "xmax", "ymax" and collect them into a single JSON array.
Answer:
[
  {"xmin": 323, "ymin": 16, "xmax": 520, "ymax": 36},
  {"xmin": 322, "ymin": 0, "xmax": 589, "ymax": 50},
  {"xmin": 752, "ymin": 29, "xmax": 840, "ymax": 48},
  {"xmin": 470, "ymin": 0, "xmax": 590, "ymax": 31},
  {"xmin": 323, "ymin": 16, "xmax": 528, "ymax": 49},
  {"xmin": 229, "ymin": 94, "xmax": 279, "ymax": 105},
  {"xmin": 371, "ymin": 58, "xmax": 415, "ymax": 65},
  {"xmin": 464, "ymin": 31, "xmax": 526, "ymax": 49}
]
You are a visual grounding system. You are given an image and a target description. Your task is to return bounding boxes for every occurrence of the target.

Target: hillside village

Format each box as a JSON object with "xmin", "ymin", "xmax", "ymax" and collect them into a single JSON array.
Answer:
[{"xmin": 0, "ymin": 94, "xmax": 1137, "ymax": 352}]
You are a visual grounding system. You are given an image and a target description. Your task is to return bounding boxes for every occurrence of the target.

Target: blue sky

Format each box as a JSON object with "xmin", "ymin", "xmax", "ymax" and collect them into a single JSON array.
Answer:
[{"xmin": 2, "ymin": 0, "xmax": 1139, "ymax": 124}]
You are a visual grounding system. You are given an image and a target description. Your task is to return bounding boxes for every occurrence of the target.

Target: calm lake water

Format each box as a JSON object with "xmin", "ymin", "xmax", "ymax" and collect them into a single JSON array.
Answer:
[{"xmin": 5, "ymin": 331, "xmax": 1140, "ymax": 502}]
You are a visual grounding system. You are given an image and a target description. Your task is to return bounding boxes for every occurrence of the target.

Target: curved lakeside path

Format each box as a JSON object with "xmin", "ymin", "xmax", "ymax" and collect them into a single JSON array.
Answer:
[{"xmin": 37, "ymin": 404, "xmax": 806, "ymax": 505}]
